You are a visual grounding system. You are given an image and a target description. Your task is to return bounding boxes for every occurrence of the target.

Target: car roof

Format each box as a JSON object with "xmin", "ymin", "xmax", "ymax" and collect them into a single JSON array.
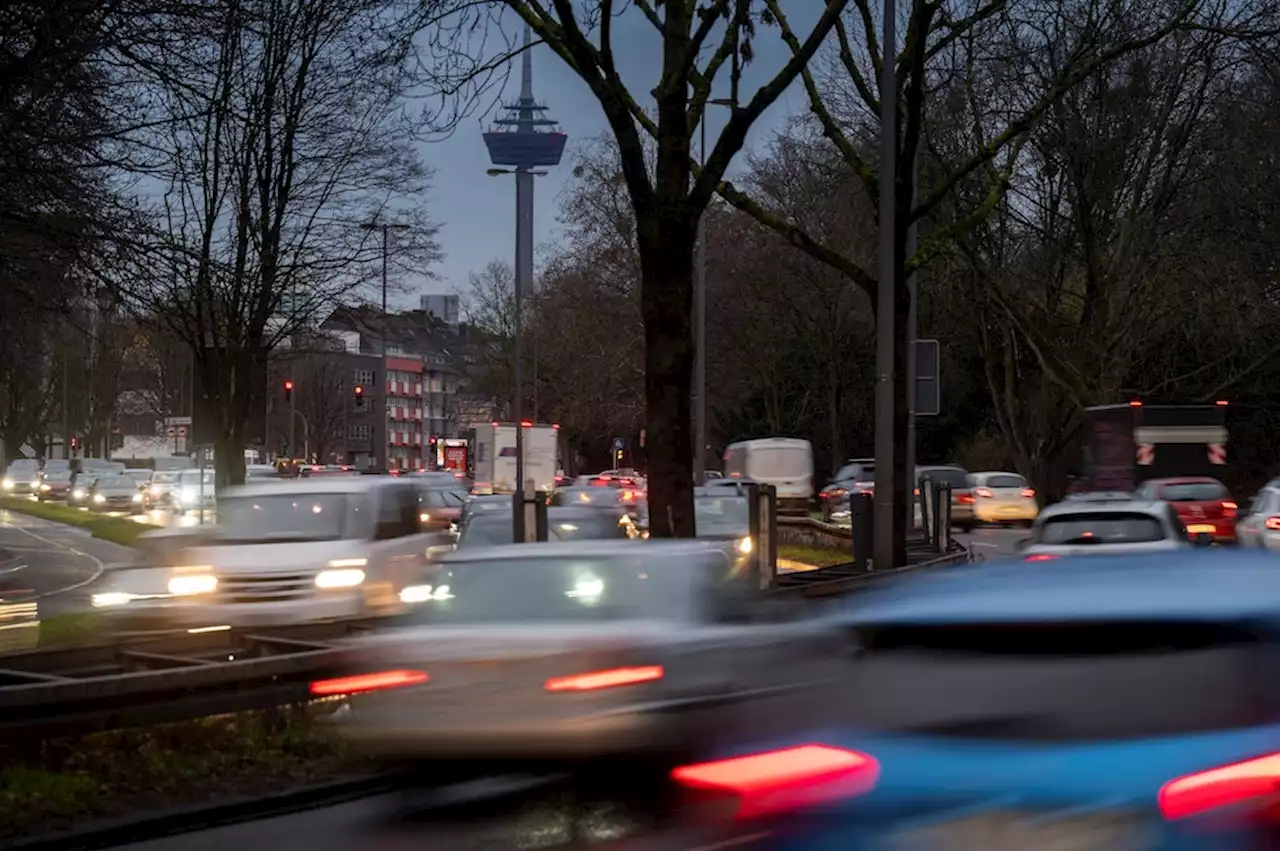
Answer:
[
  {"xmin": 1038, "ymin": 498, "xmax": 1168, "ymax": 519},
  {"xmin": 845, "ymin": 550, "xmax": 1280, "ymax": 625},
  {"xmin": 224, "ymin": 476, "xmax": 403, "ymax": 497},
  {"xmin": 1144, "ymin": 477, "xmax": 1222, "ymax": 485},
  {"xmin": 438, "ymin": 538, "xmax": 722, "ymax": 564}
]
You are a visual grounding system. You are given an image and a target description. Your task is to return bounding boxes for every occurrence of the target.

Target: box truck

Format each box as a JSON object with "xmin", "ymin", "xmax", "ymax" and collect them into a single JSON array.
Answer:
[{"xmin": 472, "ymin": 423, "xmax": 559, "ymax": 494}]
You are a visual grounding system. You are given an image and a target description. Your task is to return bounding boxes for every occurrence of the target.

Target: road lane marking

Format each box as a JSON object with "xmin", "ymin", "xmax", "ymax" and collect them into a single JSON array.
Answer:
[{"xmin": 0, "ymin": 515, "xmax": 107, "ymax": 597}]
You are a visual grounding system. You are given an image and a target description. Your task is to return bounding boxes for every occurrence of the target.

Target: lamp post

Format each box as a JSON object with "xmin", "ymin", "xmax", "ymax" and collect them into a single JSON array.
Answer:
[
  {"xmin": 694, "ymin": 98, "xmax": 736, "ymax": 486},
  {"xmin": 488, "ymin": 166, "xmax": 548, "ymax": 498},
  {"xmin": 361, "ymin": 220, "xmax": 409, "ymax": 472},
  {"xmin": 872, "ymin": 0, "xmax": 898, "ymax": 570}
]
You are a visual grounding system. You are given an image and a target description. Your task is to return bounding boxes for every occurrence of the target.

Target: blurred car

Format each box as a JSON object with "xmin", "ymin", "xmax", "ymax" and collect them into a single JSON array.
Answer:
[
  {"xmin": 325, "ymin": 540, "xmax": 837, "ymax": 777},
  {"xmin": 457, "ymin": 506, "xmax": 636, "ymax": 548},
  {"xmin": 173, "ymin": 468, "xmax": 216, "ymax": 514},
  {"xmin": 916, "ymin": 464, "xmax": 973, "ymax": 531},
  {"xmin": 144, "ymin": 470, "xmax": 183, "ymax": 509},
  {"xmin": 2, "ymin": 458, "xmax": 41, "ymax": 495},
  {"xmin": 245, "ymin": 464, "xmax": 281, "ymax": 481},
  {"xmin": 88, "ymin": 474, "xmax": 145, "ymax": 512},
  {"xmin": 1018, "ymin": 495, "xmax": 1203, "ymax": 560},
  {"xmin": 68, "ymin": 474, "xmax": 98, "ymax": 508},
  {"xmin": 1235, "ymin": 483, "xmax": 1280, "ymax": 549},
  {"xmin": 647, "ymin": 551, "xmax": 1280, "ymax": 851},
  {"xmin": 91, "ymin": 477, "xmax": 443, "ymax": 630},
  {"xmin": 1134, "ymin": 477, "xmax": 1238, "ymax": 544},
  {"xmin": 966, "ymin": 470, "xmax": 1038, "ymax": 527},
  {"xmin": 554, "ymin": 486, "xmax": 636, "ymax": 510},
  {"xmin": 124, "ymin": 468, "xmax": 153, "ymax": 490},
  {"xmin": 458, "ymin": 494, "xmax": 511, "ymax": 530},
  {"xmin": 693, "ymin": 489, "xmax": 753, "ymax": 572},
  {"xmin": 414, "ymin": 485, "xmax": 469, "ymax": 533},
  {"xmin": 818, "ymin": 459, "xmax": 875, "ymax": 520},
  {"xmin": 36, "ymin": 469, "xmax": 74, "ymax": 501}
]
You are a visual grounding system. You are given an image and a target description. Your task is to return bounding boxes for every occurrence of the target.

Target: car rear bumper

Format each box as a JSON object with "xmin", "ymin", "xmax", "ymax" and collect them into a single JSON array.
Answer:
[
  {"xmin": 1182, "ymin": 519, "xmax": 1236, "ymax": 542},
  {"xmin": 973, "ymin": 502, "xmax": 1037, "ymax": 523}
]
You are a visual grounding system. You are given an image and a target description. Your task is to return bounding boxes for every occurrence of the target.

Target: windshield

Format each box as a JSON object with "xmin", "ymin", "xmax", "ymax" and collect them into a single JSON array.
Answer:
[
  {"xmin": 747, "ymin": 446, "xmax": 810, "ymax": 479},
  {"xmin": 986, "ymin": 474, "xmax": 1027, "ymax": 489},
  {"xmin": 833, "ymin": 463, "xmax": 869, "ymax": 482},
  {"xmin": 214, "ymin": 494, "xmax": 363, "ymax": 543},
  {"xmin": 43, "ymin": 461, "xmax": 70, "ymax": 472},
  {"xmin": 179, "ymin": 470, "xmax": 215, "ymax": 487},
  {"xmin": 419, "ymin": 489, "xmax": 468, "ymax": 508},
  {"xmin": 95, "ymin": 476, "xmax": 137, "ymax": 489},
  {"xmin": 7, "ymin": 461, "xmax": 37, "ymax": 474},
  {"xmin": 696, "ymin": 496, "xmax": 750, "ymax": 536},
  {"xmin": 1037, "ymin": 512, "xmax": 1166, "ymax": 545},
  {"xmin": 126, "ymin": 471, "xmax": 151, "ymax": 483},
  {"xmin": 152, "ymin": 472, "xmax": 180, "ymax": 484},
  {"xmin": 43, "ymin": 470, "xmax": 73, "ymax": 482},
  {"xmin": 1162, "ymin": 482, "xmax": 1227, "ymax": 501},
  {"xmin": 407, "ymin": 555, "xmax": 698, "ymax": 623},
  {"xmin": 920, "ymin": 467, "xmax": 970, "ymax": 489},
  {"xmin": 458, "ymin": 513, "xmax": 627, "ymax": 548}
]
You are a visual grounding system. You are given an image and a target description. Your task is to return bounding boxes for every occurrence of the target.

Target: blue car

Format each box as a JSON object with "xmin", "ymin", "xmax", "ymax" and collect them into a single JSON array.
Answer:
[{"xmin": 643, "ymin": 551, "xmax": 1280, "ymax": 850}]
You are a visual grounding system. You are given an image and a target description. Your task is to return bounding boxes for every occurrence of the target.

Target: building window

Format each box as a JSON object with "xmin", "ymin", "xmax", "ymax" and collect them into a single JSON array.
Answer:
[
  {"xmin": 348, "ymin": 425, "xmax": 371, "ymax": 441},
  {"xmin": 355, "ymin": 369, "xmax": 375, "ymax": 386}
]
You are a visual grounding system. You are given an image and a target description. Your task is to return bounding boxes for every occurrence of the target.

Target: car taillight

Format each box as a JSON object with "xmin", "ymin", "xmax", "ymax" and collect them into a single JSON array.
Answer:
[
  {"xmin": 1266, "ymin": 517, "xmax": 1280, "ymax": 531},
  {"xmin": 544, "ymin": 665, "xmax": 663, "ymax": 692},
  {"xmin": 309, "ymin": 669, "xmax": 428, "ymax": 696},
  {"xmin": 1025, "ymin": 554, "xmax": 1057, "ymax": 562},
  {"xmin": 1021, "ymin": 488, "xmax": 1035, "ymax": 498},
  {"xmin": 670, "ymin": 745, "xmax": 880, "ymax": 821},
  {"xmin": 957, "ymin": 494, "xmax": 975, "ymax": 504},
  {"xmin": 1222, "ymin": 500, "xmax": 1237, "ymax": 517},
  {"xmin": 975, "ymin": 487, "xmax": 994, "ymax": 498},
  {"xmin": 1160, "ymin": 752, "xmax": 1280, "ymax": 820}
]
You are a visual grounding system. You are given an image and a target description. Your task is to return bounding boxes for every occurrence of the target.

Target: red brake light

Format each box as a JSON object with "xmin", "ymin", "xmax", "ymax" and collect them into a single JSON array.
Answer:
[
  {"xmin": 309, "ymin": 669, "xmax": 428, "ymax": 696},
  {"xmin": 1160, "ymin": 752, "xmax": 1280, "ymax": 820},
  {"xmin": 1024, "ymin": 554, "xmax": 1057, "ymax": 562},
  {"xmin": 544, "ymin": 665, "xmax": 663, "ymax": 692},
  {"xmin": 1266, "ymin": 517, "xmax": 1280, "ymax": 531},
  {"xmin": 975, "ymin": 487, "xmax": 994, "ymax": 498},
  {"xmin": 670, "ymin": 745, "xmax": 880, "ymax": 821},
  {"xmin": 957, "ymin": 494, "xmax": 975, "ymax": 504},
  {"xmin": 1021, "ymin": 488, "xmax": 1035, "ymax": 498}
]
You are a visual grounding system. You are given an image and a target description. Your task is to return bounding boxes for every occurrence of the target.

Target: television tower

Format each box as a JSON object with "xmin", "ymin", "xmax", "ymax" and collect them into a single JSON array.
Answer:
[{"xmin": 482, "ymin": 25, "xmax": 567, "ymax": 505}]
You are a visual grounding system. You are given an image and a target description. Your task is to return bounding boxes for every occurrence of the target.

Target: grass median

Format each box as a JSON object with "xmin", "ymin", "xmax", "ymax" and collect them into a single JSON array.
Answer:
[
  {"xmin": 777, "ymin": 543, "xmax": 853, "ymax": 569},
  {"xmin": 0, "ymin": 707, "xmax": 365, "ymax": 839},
  {"xmin": 0, "ymin": 496, "xmax": 159, "ymax": 548}
]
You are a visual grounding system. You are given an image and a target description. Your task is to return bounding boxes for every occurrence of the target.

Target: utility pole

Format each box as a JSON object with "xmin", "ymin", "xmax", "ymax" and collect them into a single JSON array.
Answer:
[
  {"xmin": 872, "ymin": 0, "xmax": 898, "ymax": 571},
  {"xmin": 694, "ymin": 118, "xmax": 707, "ymax": 487},
  {"xmin": 363, "ymin": 220, "xmax": 409, "ymax": 472}
]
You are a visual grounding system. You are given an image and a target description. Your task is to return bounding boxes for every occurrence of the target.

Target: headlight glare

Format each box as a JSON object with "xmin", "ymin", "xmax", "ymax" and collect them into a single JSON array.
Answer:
[
  {"xmin": 737, "ymin": 536, "xmax": 753, "ymax": 554},
  {"xmin": 168, "ymin": 574, "xmax": 217, "ymax": 596},
  {"xmin": 316, "ymin": 569, "xmax": 365, "ymax": 589},
  {"xmin": 93, "ymin": 494, "xmax": 106, "ymax": 503}
]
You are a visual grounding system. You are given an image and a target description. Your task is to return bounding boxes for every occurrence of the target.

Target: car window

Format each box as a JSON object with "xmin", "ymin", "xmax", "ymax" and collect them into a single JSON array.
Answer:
[
  {"xmin": 834, "ymin": 464, "xmax": 867, "ymax": 481},
  {"xmin": 695, "ymin": 496, "xmax": 751, "ymax": 536},
  {"xmin": 919, "ymin": 467, "xmax": 969, "ymax": 489},
  {"xmin": 1036, "ymin": 512, "xmax": 1167, "ymax": 545},
  {"xmin": 986, "ymin": 474, "xmax": 1026, "ymax": 489},
  {"xmin": 1161, "ymin": 481, "xmax": 1228, "ymax": 501},
  {"xmin": 419, "ymin": 489, "xmax": 468, "ymax": 508},
  {"xmin": 215, "ymin": 493, "xmax": 362, "ymax": 543},
  {"xmin": 376, "ymin": 485, "xmax": 419, "ymax": 538},
  {"xmin": 94, "ymin": 476, "xmax": 137, "ymax": 489}
]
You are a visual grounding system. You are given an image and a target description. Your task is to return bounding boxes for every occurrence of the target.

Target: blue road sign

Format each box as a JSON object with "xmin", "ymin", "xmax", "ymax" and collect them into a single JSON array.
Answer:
[{"xmin": 612, "ymin": 437, "xmax": 625, "ymax": 451}]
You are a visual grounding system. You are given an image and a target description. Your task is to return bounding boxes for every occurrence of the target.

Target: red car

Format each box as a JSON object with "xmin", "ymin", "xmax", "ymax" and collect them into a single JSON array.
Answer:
[{"xmin": 1135, "ymin": 476, "xmax": 1237, "ymax": 543}]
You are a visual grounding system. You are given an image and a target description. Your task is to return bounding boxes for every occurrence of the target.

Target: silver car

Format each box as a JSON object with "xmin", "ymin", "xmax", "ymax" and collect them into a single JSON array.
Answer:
[
  {"xmin": 325, "ymin": 540, "xmax": 838, "ymax": 773},
  {"xmin": 1018, "ymin": 494, "xmax": 1205, "ymax": 560}
]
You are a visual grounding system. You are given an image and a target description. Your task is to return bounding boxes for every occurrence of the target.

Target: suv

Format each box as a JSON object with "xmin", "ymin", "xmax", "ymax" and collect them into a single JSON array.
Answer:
[
  {"xmin": 818, "ymin": 458, "xmax": 875, "ymax": 520},
  {"xmin": 1019, "ymin": 495, "xmax": 1206, "ymax": 560}
]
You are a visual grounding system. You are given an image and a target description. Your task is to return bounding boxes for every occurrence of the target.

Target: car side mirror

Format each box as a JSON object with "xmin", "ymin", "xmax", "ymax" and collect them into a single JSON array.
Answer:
[{"xmin": 1193, "ymin": 532, "xmax": 1214, "ymax": 548}]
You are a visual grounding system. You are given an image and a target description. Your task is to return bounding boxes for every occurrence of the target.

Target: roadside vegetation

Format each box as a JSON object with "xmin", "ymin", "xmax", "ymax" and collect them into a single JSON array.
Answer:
[{"xmin": 0, "ymin": 497, "xmax": 158, "ymax": 547}]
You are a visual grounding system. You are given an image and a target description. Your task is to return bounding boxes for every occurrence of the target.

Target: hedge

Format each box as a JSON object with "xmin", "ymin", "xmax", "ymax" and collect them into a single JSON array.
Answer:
[{"xmin": 0, "ymin": 497, "xmax": 159, "ymax": 548}]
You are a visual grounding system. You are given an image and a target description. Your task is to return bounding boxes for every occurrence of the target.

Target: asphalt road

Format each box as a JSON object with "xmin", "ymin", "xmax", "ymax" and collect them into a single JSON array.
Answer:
[
  {"xmin": 0, "ymin": 509, "xmax": 136, "ymax": 619},
  {"xmin": 954, "ymin": 525, "xmax": 1028, "ymax": 560}
]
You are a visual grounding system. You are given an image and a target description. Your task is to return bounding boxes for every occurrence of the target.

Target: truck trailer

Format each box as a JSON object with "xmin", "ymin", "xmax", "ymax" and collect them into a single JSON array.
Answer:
[
  {"xmin": 472, "ymin": 422, "xmax": 559, "ymax": 494},
  {"xmin": 1082, "ymin": 402, "xmax": 1229, "ymax": 492}
]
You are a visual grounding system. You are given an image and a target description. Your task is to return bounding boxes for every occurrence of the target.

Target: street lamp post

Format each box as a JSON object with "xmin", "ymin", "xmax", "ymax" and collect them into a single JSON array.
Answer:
[
  {"xmin": 872, "ymin": 0, "xmax": 898, "ymax": 570},
  {"xmin": 488, "ymin": 166, "xmax": 547, "ymax": 498},
  {"xmin": 361, "ymin": 220, "xmax": 409, "ymax": 472},
  {"xmin": 292, "ymin": 410, "xmax": 310, "ymax": 461}
]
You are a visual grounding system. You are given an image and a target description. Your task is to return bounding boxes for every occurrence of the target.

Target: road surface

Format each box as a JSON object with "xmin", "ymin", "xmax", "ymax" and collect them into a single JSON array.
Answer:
[
  {"xmin": 0, "ymin": 509, "xmax": 135, "ymax": 619},
  {"xmin": 954, "ymin": 525, "xmax": 1027, "ymax": 560}
]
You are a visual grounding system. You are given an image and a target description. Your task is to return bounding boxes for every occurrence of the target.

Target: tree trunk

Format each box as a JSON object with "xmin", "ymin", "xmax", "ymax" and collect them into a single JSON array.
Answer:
[
  {"xmin": 215, "ymin": 423, "xmax": 246, "ymax": 491},
  {"xmin": 637, "ymin": 212, "xmax": 696, "ymax": 539}
]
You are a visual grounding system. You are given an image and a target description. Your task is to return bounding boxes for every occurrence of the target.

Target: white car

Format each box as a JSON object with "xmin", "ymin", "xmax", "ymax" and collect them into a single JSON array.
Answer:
[
  {"xmin": 1235, "ymin": 484, "xmax": 1280, "ymax": 550},
  {"xmin": 92, "ymin": 477, "xmax": 445, "ymax": 630},
  {"xmin": 1017, "ymin": 494, "xmax": 1205, "ymax": 560},
  {"xmin": 327, "ymin": 540, "xmax": 839, "ymax": 774}
]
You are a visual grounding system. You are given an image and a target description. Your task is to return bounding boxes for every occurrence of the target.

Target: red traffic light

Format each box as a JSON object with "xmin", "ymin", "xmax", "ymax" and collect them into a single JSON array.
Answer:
[
  {"xmin": 353, "ymin": 385, "xmax": 363, "ymax": 397},
  {"xmin": 284, "ymin": 380, "xmax": 294, "ymax": 391}
]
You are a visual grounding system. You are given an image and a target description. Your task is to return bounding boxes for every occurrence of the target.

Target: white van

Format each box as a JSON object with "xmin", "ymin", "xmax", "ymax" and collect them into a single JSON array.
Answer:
[
  {"xmin": 92, "ymin": 477, "xmax": 445, "ymax": 631},
  {"xmin": 722, "ymin": 438, "xmax": 814, "ymax": 514}
]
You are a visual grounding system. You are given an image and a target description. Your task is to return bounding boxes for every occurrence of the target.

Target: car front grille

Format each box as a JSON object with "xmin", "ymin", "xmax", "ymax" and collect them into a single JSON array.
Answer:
[{"xmin": 218, "ymin": 573, "xmax": 314, "ymax": 604}]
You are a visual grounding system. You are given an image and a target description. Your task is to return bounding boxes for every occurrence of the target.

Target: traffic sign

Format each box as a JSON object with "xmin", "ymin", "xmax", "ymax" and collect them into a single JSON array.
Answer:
[
  {"xmin": 915, "ymin": 339, "xmax": 940, "ymax": 416},
  {"xmin": 166, "ymin": 426, "xmax": 176, "ymax": 437},
  {"xmin": 612, "ymin": 437, "xmax": 625, "ymax": 451},
  {"xmin": 177, "ymin": 426, "xmax": 188, "ymax": 437}
]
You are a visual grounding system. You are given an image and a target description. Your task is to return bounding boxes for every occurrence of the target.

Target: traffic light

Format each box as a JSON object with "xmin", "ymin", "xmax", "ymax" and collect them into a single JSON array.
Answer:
[
  {"xmin": 353, "ymin": 384, "xmax": 363, "ymax": 398},
  {"xmin": 428, "ymin": 434, "xmax": 437, "ymax": 445},
  {"xmin": 70, "ymin": 436, "xmax": 78, "ymax": 450},
  {"xmin": 284, "ymin": 379, "xmax": 294, "ymax": 401}
]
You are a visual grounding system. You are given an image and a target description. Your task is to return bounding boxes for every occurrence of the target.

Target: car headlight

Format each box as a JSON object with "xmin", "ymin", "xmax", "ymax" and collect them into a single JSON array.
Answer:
[
  {"xmin": 39, "ymin": 484, "xmax": 50, "ymax": 491},
  {"xmin": 168, "ymin": 573, "xmax": 217, "ymax": 596},
  {"xmin": 315, "ymin": 568, "xmax": 365, "ymax": 589},
  {"xmin": 150, "ymin": 484, "xmax": 163, "ymax": 496},
  {"xmin": 132, "ymin": 492, "xmax": 143, "ymax": 502},
  {"xmin": 72, "ymin": 489, "xmax": 85, "ymax": 500},
  {"xmin": 400, "ymin": 584, "xmax": 453, "ymax": 603},
  {"xmin": 93, "ymin": 494, "xmax": 106, "ymax": 503},
  {"xmin": 2, "ymin": 479, "xmax": 13, "ymax": 490},
  {"xmin": 737, "ymin": 536, "xmax": 753, "ymax": 554},
  {"xmin": 92, "ymin": 592, "xmax": 136, "ymax": 608}
]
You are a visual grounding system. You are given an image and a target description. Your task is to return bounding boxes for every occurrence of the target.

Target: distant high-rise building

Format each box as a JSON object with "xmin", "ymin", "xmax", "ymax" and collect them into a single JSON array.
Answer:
[{"xmin": 420, "ymin": 294, "xmax": 460, "ymax": 327}]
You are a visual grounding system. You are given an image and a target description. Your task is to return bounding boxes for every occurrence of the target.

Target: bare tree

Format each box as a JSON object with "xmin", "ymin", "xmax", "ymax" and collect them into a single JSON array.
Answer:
[
  {"xmin": 126, "ymin": 0, "xmax": 442, "ymax": 486},
  {"xmin": 430, "ymin": 0, "xmax": 850, "ymax": 536}
]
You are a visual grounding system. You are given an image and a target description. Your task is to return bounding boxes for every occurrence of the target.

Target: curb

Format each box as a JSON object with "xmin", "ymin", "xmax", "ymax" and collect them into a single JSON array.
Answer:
[{"xmin": 0, "ymin": 772, "xmax": 404, "ymax": 851}]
